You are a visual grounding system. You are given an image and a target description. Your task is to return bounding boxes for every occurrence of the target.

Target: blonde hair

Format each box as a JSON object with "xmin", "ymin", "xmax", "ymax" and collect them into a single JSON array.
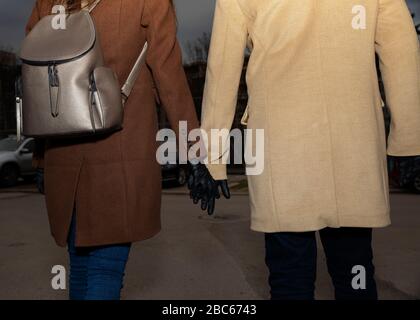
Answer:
[{"xmin": 56, "ymin": 0, "xmax": 97, "ymax": 13}]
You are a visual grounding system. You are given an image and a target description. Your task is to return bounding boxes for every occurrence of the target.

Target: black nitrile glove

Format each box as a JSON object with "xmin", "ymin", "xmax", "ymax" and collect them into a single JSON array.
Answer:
[
  {"xmin": 188, "ymin": 163, "xmax": 230, "ymax": 215},
  {"xmin": 35, "ymin": 168, "xmax": 45, "ymax": 195}
]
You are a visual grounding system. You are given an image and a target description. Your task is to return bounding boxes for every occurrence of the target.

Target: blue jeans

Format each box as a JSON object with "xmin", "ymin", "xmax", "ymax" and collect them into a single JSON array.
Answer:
[
  {"xmin": 67, "ymin": 217, "xmax": 131, "ymax": 300},
  {"xmin": 265, "ymin": 227, "xmax": 378, "ymax": 300}
]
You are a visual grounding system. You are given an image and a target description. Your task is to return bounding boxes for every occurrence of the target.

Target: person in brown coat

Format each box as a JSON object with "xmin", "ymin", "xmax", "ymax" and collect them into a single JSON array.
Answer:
[{"xmin": 26, "ymin": 0, "xmax": 199, "ymax": 300}]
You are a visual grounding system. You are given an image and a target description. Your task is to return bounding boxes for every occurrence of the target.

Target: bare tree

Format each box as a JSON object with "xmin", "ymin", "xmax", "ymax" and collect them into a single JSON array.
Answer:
[
  {"xmin": 0, "ymin": 45, "xmax": 15, "ymax": 53},
  {"xmin": 185, "ymin": 32, "xmax": 211, "ymax": 64},
  {"xmin": 411, "ymin": 13, "xmax": 420, "ymax": 35},
  {"xmin": 0, "ymin": 45, "xmax": 16, "ymax": 66}
]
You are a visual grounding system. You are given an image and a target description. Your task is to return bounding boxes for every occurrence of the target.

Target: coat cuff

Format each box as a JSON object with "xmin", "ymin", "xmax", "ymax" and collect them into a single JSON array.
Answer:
[
  {"xmin": 387, "ymin": 132, "xmax": 420, "ymax": 157},
  {"xmin": 206, "ymin": 163, "xmax": 227, "ymax": 180},
  {"xmin": 387, "ymin": 147, "xmax": 420, "ymax": 157}
]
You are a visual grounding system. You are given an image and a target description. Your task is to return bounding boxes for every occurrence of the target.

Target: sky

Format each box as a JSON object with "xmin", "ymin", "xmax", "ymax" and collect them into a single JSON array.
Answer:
[
  {"xmin": 0, "ymin": 0, "xmax": 216, "ymax": 54},
  {"xmin": 0, "ymin": 0, "xmax": 419, "ymax": 56}
]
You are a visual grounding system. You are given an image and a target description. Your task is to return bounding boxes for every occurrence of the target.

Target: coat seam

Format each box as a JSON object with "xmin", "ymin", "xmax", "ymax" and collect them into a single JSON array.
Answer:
[
  {"xmin": 69, "ymin": 159, "xmax": 84, "ymax": 246},
  {"xmin": 117, "ymin": 0, "xmax": 131, "ymax": 240},
  {"xmin": 261, "ymin": 61, "xmax": 281, "ymax": 230},
  {"xmin": 210, "ymin": 16, "xmax": 230, "ymax": 164},
  {"xmin": 315, "ymin": 0, "xmax": 340, "ymax": 225}
]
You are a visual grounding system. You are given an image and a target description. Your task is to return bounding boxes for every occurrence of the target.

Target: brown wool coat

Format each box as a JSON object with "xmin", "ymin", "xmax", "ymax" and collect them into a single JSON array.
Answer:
[{"xmin": 26, "ymin": 0, "xmax": 199, "ymax": 247}]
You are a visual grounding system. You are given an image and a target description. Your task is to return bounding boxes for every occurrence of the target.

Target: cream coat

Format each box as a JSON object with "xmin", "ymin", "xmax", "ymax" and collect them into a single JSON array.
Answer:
[{"xmin": 201, "ymin": 0, "xmax": 420, "ymax": 232}]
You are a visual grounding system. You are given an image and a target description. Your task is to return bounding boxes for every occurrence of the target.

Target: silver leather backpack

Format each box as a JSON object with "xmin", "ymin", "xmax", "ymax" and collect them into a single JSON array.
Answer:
[{"xmin": 17, "ymin": 0, "xmax": 147, "ymax": 139}]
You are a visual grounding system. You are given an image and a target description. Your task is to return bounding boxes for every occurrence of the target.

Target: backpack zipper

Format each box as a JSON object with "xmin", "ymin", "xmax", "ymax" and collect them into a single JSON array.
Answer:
[{"xmin": 20, "ymin": 38, "xmax": 96, "ymax": 66}]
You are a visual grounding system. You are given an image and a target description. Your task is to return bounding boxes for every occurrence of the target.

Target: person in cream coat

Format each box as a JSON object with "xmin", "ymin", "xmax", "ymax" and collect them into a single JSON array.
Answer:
[{"xmin": 193, "ymin": 0, "xmax": 420, "ymax": 300}]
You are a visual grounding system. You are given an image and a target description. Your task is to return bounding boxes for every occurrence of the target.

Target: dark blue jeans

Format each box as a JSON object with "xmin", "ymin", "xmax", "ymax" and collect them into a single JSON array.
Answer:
[
  {"xmin": 67, "ymin": 217, "xmax": 131, "ymax": 300},
  {"xmin": 265, "ymin": 227, "xmax": 378, "ymax": 300}
]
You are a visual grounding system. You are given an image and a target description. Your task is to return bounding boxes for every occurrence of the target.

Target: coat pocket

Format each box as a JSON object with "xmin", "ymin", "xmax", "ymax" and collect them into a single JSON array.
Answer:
[{"xmin": 91, "ymin": 67, "xmax": 124, "ymax": 131}]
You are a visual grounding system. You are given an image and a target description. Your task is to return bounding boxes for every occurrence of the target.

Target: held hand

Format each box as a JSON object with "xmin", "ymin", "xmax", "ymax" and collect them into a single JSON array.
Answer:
[
  {"xmin": 188, "ymin": 163, "xmax": 230, "ymax": 215},
  {"xmin": 35, "ymin": 168, "xmax": 45, "ymax": 195}
]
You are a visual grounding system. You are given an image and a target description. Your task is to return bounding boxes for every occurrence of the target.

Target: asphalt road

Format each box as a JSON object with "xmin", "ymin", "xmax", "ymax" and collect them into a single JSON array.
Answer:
[{"xmin": 0, "ymin": 185, "xmax": 419, "ymax": 300}]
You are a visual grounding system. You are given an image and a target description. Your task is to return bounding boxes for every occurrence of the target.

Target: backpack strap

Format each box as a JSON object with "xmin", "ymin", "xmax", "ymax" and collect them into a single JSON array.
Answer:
[
  {"xmin": 82, "ymin": 0, "xmax": 101, "ymax": 13},
  {"xmin": 83, "ymin": 0, "xmax": 148, "ymax": 105},
  {"xmin": 121, "ymin": 42, "xmax": 148, "ymax": 104},
  {"xmin": 121, "ymin": 0, "xmax": 149, "ymax": 104}
]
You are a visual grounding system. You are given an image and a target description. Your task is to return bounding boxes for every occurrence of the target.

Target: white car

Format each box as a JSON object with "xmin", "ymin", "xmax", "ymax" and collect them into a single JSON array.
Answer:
[{"xmin": 0, "ymin": 136, "xmax": 35, "ymax": 187}]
